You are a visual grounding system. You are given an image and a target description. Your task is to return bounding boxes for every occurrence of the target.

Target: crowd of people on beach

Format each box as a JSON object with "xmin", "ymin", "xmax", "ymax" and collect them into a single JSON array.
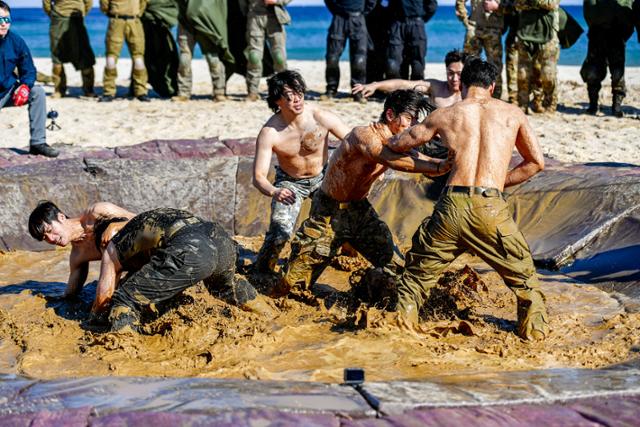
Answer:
[{"xmin": 0, "ymin": 0, "xmax": 638, "ymax": 342}]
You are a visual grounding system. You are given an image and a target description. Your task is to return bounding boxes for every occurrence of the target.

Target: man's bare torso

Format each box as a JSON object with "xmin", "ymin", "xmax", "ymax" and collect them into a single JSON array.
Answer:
[
  {"xmin": 432, "ymin": 96, "xmax": 526, "ymax": 190},
  {"xmin": 265, "ymin": 106, "xmax": 331, "ymax": 179},
  {"xmin": 321, "ymin": 123, "xmax": 389, "ymax": 201},
  {"xmin": 427, "ymin": 80, "xmax": 462, "ymax": 108}
]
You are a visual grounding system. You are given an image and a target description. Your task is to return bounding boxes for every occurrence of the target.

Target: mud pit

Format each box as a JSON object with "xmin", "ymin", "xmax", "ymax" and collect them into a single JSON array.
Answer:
[{"xmin": 0, "ymin": 240, "xmax": 638, "ymax": 383}]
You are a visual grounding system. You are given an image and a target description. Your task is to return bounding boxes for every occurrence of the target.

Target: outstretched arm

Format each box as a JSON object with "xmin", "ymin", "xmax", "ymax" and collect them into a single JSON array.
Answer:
[
  {"xmin": 91, "ymin": 242, "xmax": 122, "ymax": 315},
  {"xmin": 353, "ymin": 80, "xmax": 431, "ymax": 98},
  {"xmin": 388, "ymin": 115, "xmax": 440, "ymax": 153},
  {"xmin": 315, "ymin": 108, "xmax": 350, "ymax": 140},
  {"xmin": 505, "ymin": 116, "xmax": 545, "ymax": 187}
]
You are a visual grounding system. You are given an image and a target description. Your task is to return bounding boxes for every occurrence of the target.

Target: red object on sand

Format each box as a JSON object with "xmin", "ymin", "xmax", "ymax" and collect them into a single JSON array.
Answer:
[{"xmin": 12, "ymin": 84, "xmax": 30, "ymax": 107}]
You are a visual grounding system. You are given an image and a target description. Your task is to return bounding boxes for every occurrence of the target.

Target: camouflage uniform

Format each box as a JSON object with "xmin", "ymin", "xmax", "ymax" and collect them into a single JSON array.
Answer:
[
  {"xmin": 108, "ymin": 208, "xmax": 259, "ymax": 332},
  {"xmin": 504, "ymin": 6, "xmax": 519, "ymax": 103},
  {"xmin": 514, "ymin": 0, "xmax": 559, "ymax": 113},
  {"xmin": 100, "ymin": 0, "xmax": 148, "ymax": 97},
  {"xmin": 396, "ymin": 186, "xmax": 549, "ymax": 340},
  {"xmin": 455, "ymin": 0, "xmax": 504, "ymax": 98},
  {"xmin": 43, "ymin": 0, "xmax": 96, "ymax": 97},
  {"xmin": 255, "ymin": 166, "xmax": 325, "ymax": 274},
  {"xmin": 281, "ymin": 189, "xmax": 396, "ymax": 294},
  {"xmin": 243, "ymin": 0, "xmax": 291, "ymax": 96},
  {"xmin": 176, "ymin": 23, "xmax": 226, "ymax": 98}
]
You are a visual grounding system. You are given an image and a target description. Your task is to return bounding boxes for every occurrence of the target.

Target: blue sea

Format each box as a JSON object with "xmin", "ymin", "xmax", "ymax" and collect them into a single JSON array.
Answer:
[{"xmin": 8, "ymin": 6, "xmax": 640, "ymax": 66}]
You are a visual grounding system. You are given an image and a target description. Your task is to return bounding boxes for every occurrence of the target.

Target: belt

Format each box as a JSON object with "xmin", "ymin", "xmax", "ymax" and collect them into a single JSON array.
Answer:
[
  {"xmin": 166, "ymin": 217, "xmax": 203, "ymax": 239},
  {"xmin": 108, "ymin": 14, "xmax": 137, "ymax": 20},
  {"xmin": 317, "ymin": 189, "xmax": 368, "ymax": 210},
  {"xmin": 444, "ymin": 185, "xmax": 504, "ymax": 198}
]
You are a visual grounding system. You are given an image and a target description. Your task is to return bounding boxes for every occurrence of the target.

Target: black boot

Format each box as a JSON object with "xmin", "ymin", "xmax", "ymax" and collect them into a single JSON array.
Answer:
[
  {"xmin": 29, "ymin": 143, "xmax": 59, "ymax": 158},
  {"xmin": 586, "ymin": 87, "xmax": 599, "ymax": 115},
  {"xmin": 612, "ymin": 93, "xmax": 624, "ymax": 118}
]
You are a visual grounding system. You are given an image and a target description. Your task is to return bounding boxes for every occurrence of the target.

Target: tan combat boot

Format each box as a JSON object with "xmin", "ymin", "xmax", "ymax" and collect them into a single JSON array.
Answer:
[
  {"xmin": 81, "ymin": 68, "xmax": 96, "ymax": 97},
  {"xmin": 52, "ymin": 64, "xmax": 66, "ymax": 98}
]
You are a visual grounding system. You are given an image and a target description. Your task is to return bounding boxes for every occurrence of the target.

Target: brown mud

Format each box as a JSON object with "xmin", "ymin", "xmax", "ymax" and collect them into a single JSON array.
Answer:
[{"xmin": 0, "ymin": 239, "xmax": 639, "ymax": 383}]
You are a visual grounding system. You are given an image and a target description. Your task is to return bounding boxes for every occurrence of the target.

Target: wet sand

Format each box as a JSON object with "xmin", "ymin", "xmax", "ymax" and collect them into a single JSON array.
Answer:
[{"xmin": 0, "ymin": 240, "xmax": 638, "ymax": 383}]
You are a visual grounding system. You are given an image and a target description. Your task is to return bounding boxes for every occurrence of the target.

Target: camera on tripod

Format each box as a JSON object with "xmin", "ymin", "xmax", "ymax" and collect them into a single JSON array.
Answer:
[{"xmin": 46, "ymin": 109, "xmax": 61, "ymax": 131}]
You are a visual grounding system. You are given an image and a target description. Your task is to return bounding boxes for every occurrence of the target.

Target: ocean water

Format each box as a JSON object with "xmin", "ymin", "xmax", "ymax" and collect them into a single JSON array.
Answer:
[{"xmin": 8, "ymin": 6, "xmax": 640, "ymax": 66}]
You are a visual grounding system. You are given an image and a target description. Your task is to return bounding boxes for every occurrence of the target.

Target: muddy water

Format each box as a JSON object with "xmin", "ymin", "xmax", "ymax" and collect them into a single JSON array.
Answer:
[{"xmin": 0, "ymin": 240, "xmax": 639, "ymax": 384}]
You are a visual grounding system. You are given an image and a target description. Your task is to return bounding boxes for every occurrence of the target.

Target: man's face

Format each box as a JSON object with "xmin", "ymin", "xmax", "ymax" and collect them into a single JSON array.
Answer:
[
  {"xmin": 446, "ymin": 62, "xmax": 464, "ymax": 92},
  {"xmin": 275, "ymin": 85, "xmax": 304, "ymax": 115},
  {"xmin": 0, "ymin": 9, "xmax": 11, "ymax": 38},
  {"xmin": 387, "ymin": 110, "xmax": 418, "ymax": 135},
  {"xmin": 42, "ymin": 214, "xmax": 69, "ymax": 247}
]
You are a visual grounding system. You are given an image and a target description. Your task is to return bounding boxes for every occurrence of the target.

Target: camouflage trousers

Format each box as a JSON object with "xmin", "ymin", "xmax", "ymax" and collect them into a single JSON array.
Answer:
[
  {"xmin": 109, "ymin": 222, "xmax": 257, "ymax": 332},
  {"xmin": 580, "ymin": 25, "xmax": 627, "ymax": 97},
  {"xmin": 464, "ymin": 26, "xmax": 503, "ymax": 99},
  {"xmin": 505, "ymin": 32, "xmax": 518, "ymax": 103},
  {"xmin": 177, "ymin": 24, "xmax": 226, "ymax": 97},
  {"xmin": 516, "ymin": 38, "xmax": 559, "ymax": 112},
  {"xmin": 396, "ymin": 187, "xmax": 549, "ymax": 340},
  {"xmin": 103, "ymin": 17, "xmax": 147, "ymax": 97},
  {"xmin": 255, "ymin": 166, "xmax": 324, "ymax": 274},
  {"xmin": 244, "ymin": 12, "xmax": 287, "ymax": 95},
  {"xmin": 281, "ymin": 190, "xmax": 396, "ymax": 294}
]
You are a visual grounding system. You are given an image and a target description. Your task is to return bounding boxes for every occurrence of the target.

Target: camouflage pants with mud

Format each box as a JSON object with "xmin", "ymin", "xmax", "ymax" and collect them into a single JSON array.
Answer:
[
  {"xmin": 505, "ymin": 30, "xmax": 518, "ymax": 103},
  {"xmin": 516, "ymin": 38, "xmax": 559, "ymax": 112},
  {"xmin": 109, "ymin": 222, "xmax": 257, "ymax": 332},
  {"xmin": 280, "ymin": 190, "xmax": 396, "ymax": 295},
  {"xmin": 580, "ymin": 25, "xmax": 627, "ymax": 98},
  {"xmin": 255, "ymin": 166, "xmax": 324, "ymax": 274},
  {"xmin": 177, "ymin": 24, "xmax": 226, "ymax": 97},
  {"xmin": 244, "ymin": 12, "xmax": 287, "ymax": 95},
  {"xmin": 464, "ymin": 26, "xmax": 503, "ymax": 99},
  {"xmin": 396, "ymin": 187, "xmax": 549, "ymax": 340}
]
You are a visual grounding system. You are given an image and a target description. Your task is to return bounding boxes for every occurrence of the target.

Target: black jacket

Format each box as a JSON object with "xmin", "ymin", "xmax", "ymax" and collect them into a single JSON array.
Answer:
[
  {"xmin": 389, "ymin": 0, "xmax": 437, "ymax": 21},
  {"xmin": 325, "ymin": 0, "xmax": 377, "ymax": 16}
]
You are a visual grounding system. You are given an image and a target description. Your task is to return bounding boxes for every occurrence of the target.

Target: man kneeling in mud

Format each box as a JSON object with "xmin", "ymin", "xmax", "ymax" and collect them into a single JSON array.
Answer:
[
  {"xmin": 29, "ymin": 204, "xmax": 268, "ymax": 332},
  {"xmin": 275, "ymin": 90, "xmax": 452, "ymax": 301}
]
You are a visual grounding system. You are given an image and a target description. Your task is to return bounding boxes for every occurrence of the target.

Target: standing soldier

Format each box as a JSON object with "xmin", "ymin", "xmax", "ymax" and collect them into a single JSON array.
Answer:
[
  {"xmin": 99, "ymin": 0, "xmax": 149, "ymax": 102},
  {"xmin": 455, "ymin": 0, "xmax": 504, "ymax": 99},
  {"xmin": 514, "ymin": 0, "xmax": 559, "ymax": 113},
  {"xmin": 503, "ymin": 0, "xmax": 518, "ymax": 103},
  {"xmin": 43, "ymin": 0, "xmax": 96, "ymax": 98},
  {"xmin": 386, "ymin": 0, "xmax": 438, "ymax": 81},
  {"xmin": 322, "ymin": 0, "xmax": 377, "ymax": 103},
  {"xmin": 242, "ymin": 0, "xmax": 291, "ymax": 101},
  {"xmin": 580, "ymin": 0, "xmax": 635, "ymax": 117}
]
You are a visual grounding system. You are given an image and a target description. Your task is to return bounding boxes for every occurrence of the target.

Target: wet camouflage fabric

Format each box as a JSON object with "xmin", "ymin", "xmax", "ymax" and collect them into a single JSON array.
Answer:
[
  {"xmin": 505, "ymin": 29, "xmax": 518, "ymax": 103},
  {"xmin": 244, "ymin": 13, "xmax": 287, "ymax": 94},
  {"xmin": 396, "ymin": 188, "xmax": 549, "ymax": 340},
  {"xmin": 281, "ymin": 190, "xmax": 396, "ymax": 294},
  {"xmin": 177, "ymin": 24, "xmax": 226, "ymax": 97},
  {"xmin": 580, "ymin": 25, "xmax": 627, "ymax": 97},
  {"xmin": 255, "ymin": 166, "xmax": 324, "ymax": 274},
  {"xmin": 103, "ymin": 17, "xmax": 148, "ymax": 97},
  {"xmin": 516, "ymin": 37, "xmax": 558, "ymax": 112},
  {"xmin": 109, "ymin": 209, "xmax": 255, "ymax": 331},
  {"xmin": 463, "ymin": 26, "xmax": 503, "ymax": 98}
]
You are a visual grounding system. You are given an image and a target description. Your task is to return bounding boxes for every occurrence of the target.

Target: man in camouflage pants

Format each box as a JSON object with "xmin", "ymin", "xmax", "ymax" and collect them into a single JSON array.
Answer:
[
  {"xmin": 455, "ymin": 0, "xmax": 504, "ymax": 98},
  {"xmin": 99, "ymin": 0, "xmax": 149, "ymax": 102},
  {"xmin": 43, "ymin": 0, "xmax": 96, "ymax": 98},
  {"xmin": 514, "ymin": 0, "xmax": 559, "ymax": 113},
  {"xmin": 242, "ymin": 0, "xmax": 291, "ymax": 101},
  {"xmin": 276, "ymin": 90, "xmax": 450, "ymax": 301}
]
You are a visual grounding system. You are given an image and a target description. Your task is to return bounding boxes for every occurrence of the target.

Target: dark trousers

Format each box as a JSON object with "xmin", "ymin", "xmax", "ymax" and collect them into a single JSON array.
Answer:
[
  {"xmin": 386, "ymin": 17, "xmax": 426, "ymax": 80},
  {"xmin": 580, "ymin": 25, "xmax": 627, "ymax": 96},
  {"xmin": 325, "ymin": 13, "xmax": 368, "ymax": 92}
]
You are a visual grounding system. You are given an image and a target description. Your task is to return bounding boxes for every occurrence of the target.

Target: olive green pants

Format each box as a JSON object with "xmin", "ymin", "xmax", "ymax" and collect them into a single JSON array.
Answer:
[
  {"xmin": 103, "ymin": 17, "xmax": 147, "ymax": 97},
  {"xmin": 397, "ymin": 187, "xmax": 549, "ymax": 340},
  {"xmin": 244, "ymin": 12, "xmax": 287, "ymax": 95}
]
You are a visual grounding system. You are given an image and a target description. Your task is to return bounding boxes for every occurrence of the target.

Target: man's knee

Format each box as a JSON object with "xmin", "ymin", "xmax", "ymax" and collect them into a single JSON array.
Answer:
[
  {"xmin": 29, "ymin": 85, "xmax": 46, "ymax": 103},
  {"xmin": 106, "ymin": 56, "xmax": 117, "ymax": 69},
  {"xmin": 133, "ymin": 56, "xmax": 145, "ymax": 70}
]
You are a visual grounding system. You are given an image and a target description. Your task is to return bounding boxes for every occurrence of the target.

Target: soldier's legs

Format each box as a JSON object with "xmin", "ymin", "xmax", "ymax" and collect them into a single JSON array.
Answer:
[
  {"xmin": 481, "ymin": 31, "xmax": 503, "ymax": 99},
  {"xmin": 49, "ymin": 16, "xmax": 67, "ymax": 97},
  {"xmin": 176, "ymin": 24, "xmax": 196, "ymax": 98},
  {"xmin": 125, "ymin": 19, "xmax": 148, "ymax": 97},
  {"xmin": 81, "ymin": 67, "xmax": 95, "ymax": 96},
  {"xmin": 580, "ymin": 26, "xmax": 608, "ymax": 111},
  {"xmin": 197, "ymin": 34, "xmax": 227, "ymax": 97},
  {"xmin": 463, "ymin": 25, "xmax": 481, "ymax": 56},
  {"xmin": 51, "ymin": 63, "xmax": 67, "ymax": 98},
  {"xmin": 103, "ymin": 19, "xmax": 126, "ymax": 97},
  {"xmin": 406, "ymin": 18, "xmax": 426, "ymax": 80},
  {"xmin": 325, "ymin": 15, "xmax": 348, "ymax": 94},
  {"xmin": 386, "ymin": 21, "xmax": 404, "ymax": 79},
  {"xmin": 606, "ymin": 29, "xmax": 626, "ymax": 116},
  {"xmin": 245, "ymin": 14, "xmax": 267, "ymax": 96},
  {"xmin": 347, "ymin": 15, "xmax": 368, "ymax": 88},
  {"xmin": 539, "ymin": 39, "xmax": 559, "ymax": 111},
  {"xmin": 506, "ymin": 33, "xmax": 518, "ymax": 103},
  {"xmin": 266, "ymin": 15, "xmax": 287, "ymax": 73},
  {"xmin": 516, "ymin": 41, "xmax": 533, "ymax": 112}
]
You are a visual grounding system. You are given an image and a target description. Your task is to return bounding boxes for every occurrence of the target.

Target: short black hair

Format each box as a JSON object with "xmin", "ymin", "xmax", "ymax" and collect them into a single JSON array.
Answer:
[
  {"xmin": 28, "ymin": 201, "xmax": 65, "ymax": 241},
  {"xmin": 0, "ymin": 1, "xmax": 10, "ymax": 13},
  {"xmin": 460, "ymin": 57, "xmax": 497, "ymax": 89},
  {"xmin": 266, "ymin": 70, "xmax": 306, "ymax": 113},
  {"xmin": 445, "ymin": 49, "xmax": 466, "ymax": 67},
  {"xmin": 380, "ymin": 89, "xmax": 434, "ymax": 123}
]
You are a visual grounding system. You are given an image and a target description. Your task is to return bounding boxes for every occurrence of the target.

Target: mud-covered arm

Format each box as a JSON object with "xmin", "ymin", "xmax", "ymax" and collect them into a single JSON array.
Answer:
[
  {"xmin": 378, "ymin": 147, "xmax": 450, "ymax": 176},
  {"xmin": 88, "ymin": 202, "xmax": 136, "ymax": 220},
  {"xmin": 315, "ymin": 108, "xmax": 350, "ymax": 140},
  {"xmin": 388, "ymin": 114, "xmax": 440, "ymax": 153},
  {"xmin": 65, "ymin": 256, "xmax": 89, "ymax": 297},
  {"xmin": 505, "ymin": 116, "xmax": 545, "ymax": 187},
  {"xmin": 91, "ymin": 242, "xmax": 122, "ymax": 315}
]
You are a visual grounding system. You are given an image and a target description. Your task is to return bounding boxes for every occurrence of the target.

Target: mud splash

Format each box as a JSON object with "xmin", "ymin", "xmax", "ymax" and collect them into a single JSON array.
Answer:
[{"xmin": 0, "ymin": 240, "xmax": 639, "ymax": 383}]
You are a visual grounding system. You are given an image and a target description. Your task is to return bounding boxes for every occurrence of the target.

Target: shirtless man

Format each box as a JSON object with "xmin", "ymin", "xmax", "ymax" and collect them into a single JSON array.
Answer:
[
  {"xmin": 388, "ymin": 58, "xmax": 549, "ymax": 341},
  {"xmin": 253, "ymin": 70, "xmax": 350, "ymax": 274},
  {"xmin": 28, "ymin": 200, "xmax": 135, "ymax": 298},
  {"xmin": 276, "ymin": 90, "xmax": 451, "ymax": 299},
  {"xmin": 352, "ymin": 50, "xmax": 467, "ymax": 109}
]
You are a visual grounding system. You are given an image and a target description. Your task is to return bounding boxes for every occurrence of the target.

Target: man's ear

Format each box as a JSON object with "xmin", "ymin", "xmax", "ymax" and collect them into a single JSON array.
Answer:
[
  {"xmin": 488, "ymin": 82, "xmax": 496, "ymax": 95},
  {"xmin": 57, "ymin": 212, "xmax": 66, "ymax": 223},
  {"xmin": 385, "ymin": 108, "xmax": 395, "ymax": 123}
]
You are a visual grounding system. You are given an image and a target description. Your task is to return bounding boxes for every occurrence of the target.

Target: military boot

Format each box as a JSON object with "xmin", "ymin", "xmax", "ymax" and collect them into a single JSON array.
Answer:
[
  {"xmin": 612, "ymin": 92, "xmax": 624, "ymax": 118},
  {"xmin": 516, "ymin": 297, "xmax": 549, "ymax": 341},
  {"xmin": 587, "ymin": 87, "xmax": 599, "ymax": 115},
  {"xmin": 81, "ymin": 68, "xmax": 96, "ymax": 97},
  {"xmin": 51, "ymin": 64, "xmax": 66, "ymax": 98}
]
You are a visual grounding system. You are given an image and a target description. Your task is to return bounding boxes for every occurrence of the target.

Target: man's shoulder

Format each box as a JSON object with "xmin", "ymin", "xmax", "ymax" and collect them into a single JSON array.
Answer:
[{"xmin": 3, "ymin": 31, "xmax": 27, "ymax": 49}]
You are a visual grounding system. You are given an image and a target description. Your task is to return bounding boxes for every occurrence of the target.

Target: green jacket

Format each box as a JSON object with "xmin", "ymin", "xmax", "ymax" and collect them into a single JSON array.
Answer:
[
  {"xmin": 455, "ymin": 0, "xmax": 504, "ymax": 30},
  {"xmin": 43, "ymin": 0, "xmax": 92, "ymax": 17},
  {"xmin": 177, "ymin": 0, "xmax": 234, "ymax": 63},
  {"xmin": 584, "ymin": 0, "xmax": 634, "ymax": 39},
  {"xmin": 515, "ymin": 0, "xmax": 559, "ymax": 44},
  {"xmin": 240, "ymin": 0, "xmax": 292, "ymax": 25}
]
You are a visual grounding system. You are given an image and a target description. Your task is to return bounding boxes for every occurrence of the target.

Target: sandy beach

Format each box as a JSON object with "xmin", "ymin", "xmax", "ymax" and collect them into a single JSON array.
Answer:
[{"xmin": 1, "ymin": 58, "xmax": 639, "ymax": 165}]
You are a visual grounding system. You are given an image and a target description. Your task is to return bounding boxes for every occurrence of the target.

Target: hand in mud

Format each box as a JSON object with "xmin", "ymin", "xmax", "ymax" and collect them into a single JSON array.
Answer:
[
  {"xmin": 273, "ymin": 188, "xmax": 296, "ymax": 205},
  {"xmin": 87, "ymin": 310, "xmax": 109, "ymax": 327}
]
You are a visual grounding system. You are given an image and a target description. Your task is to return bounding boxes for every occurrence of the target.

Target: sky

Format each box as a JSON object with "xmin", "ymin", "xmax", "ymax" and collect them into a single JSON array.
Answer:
[{"xmin": 14, "ymin": 0, "xmax": 582, "ymax": 7}]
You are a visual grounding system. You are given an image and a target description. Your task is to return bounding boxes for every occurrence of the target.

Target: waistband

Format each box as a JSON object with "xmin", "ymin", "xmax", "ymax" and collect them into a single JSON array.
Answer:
[
  {"xmin": 275, "ymin": 165, "xmax": 326, "ymax": 182},
  {"xmin": 317, "ymin": 189, "xmax": 369, "ymax": 210},
  {"xmin": 108, "ymin": 14, "xmax": 138, "ymax": 20},
  {"xmin": 443, "ymin": 185, "xmax": 505, "ymax": 199},
  {"xmin": 166, "ymin": 217, "xmax": 205, "ymax": 239}
]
